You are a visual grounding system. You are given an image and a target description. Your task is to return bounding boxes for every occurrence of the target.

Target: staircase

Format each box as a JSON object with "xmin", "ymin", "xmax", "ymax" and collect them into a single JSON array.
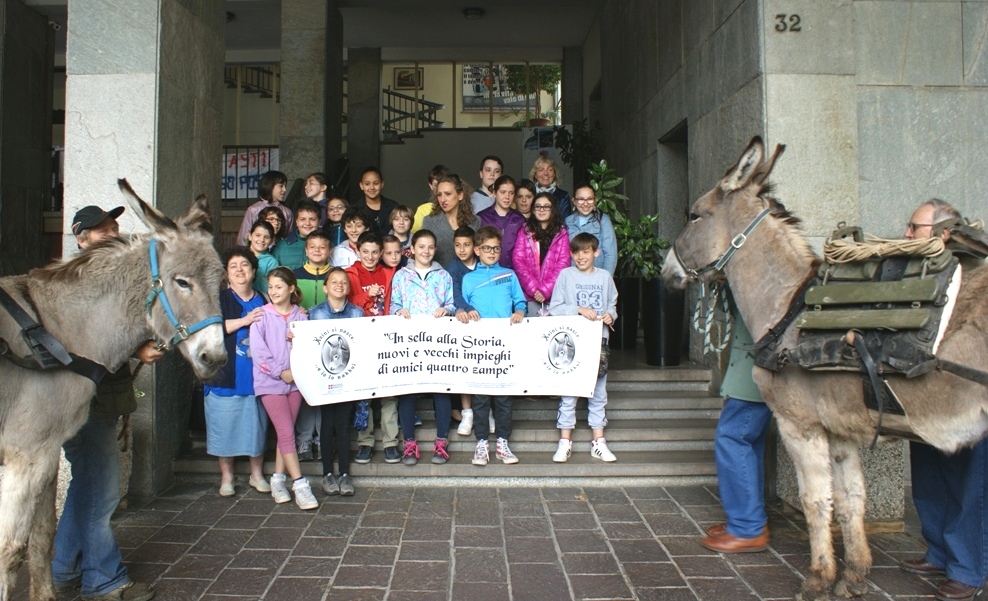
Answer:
[{"xmin": 174, "ymin": 361, "xmax": 721, "ymax": 488}]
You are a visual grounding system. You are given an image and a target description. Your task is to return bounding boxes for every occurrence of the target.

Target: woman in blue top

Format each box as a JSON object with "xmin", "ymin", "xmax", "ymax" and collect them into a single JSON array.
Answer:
[
  {"xmin": 564, "ymin": 184, "xmax": 618, "ymax": 275},
  {"xmin": 205, "ymin": 248, "xmax": 271, "ymax": 497}
]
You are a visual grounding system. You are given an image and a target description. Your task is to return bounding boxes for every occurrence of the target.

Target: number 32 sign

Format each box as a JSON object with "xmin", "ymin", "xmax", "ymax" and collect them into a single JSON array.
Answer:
[{"xmin": 774, "ymin": 14, "xmax": 802, "ymax": 33}]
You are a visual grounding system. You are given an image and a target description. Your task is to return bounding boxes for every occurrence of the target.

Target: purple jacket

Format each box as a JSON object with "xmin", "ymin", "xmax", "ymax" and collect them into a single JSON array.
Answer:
[
  {"xmin": 249, "ymin": 303, "xmax": 308, "ymax": 396},
  {"xmin": 511, "ymin": 226, "xmax": 572, "ymax": 302},
  {"xmin": 477, "ymin": 206, "xmax": 526, "ymax": 269}
]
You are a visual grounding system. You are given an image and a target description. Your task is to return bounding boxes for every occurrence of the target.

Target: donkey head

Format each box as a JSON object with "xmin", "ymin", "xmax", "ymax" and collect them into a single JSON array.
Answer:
[
  {"xmin": 662, "ymin": 136, "xmax": 785, "ymax": 289},
  {"xmin": 118, "ymin": 180, "xmax": 226, "ymax": 380}
]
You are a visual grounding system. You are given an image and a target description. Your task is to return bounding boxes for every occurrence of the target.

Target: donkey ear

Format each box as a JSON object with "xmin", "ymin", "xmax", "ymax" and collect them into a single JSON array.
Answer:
[
  {"xmin": 722, "ymin": 137, "xmax": 765, "ymax": 193},
  {"xmin": 751, "ymin": 143, "xmax": 786, "ymax": 186},
  {"xmin": 178, "ymin": 194, "xmax": 214, "ymax": 234},
  {"xmin": 117, "ymin": 179, "xmax": 177, "ymax": 232}
]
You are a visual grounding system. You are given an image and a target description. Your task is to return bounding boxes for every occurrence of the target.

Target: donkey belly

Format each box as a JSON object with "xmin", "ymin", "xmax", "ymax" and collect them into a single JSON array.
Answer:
[{"xmin": 0, "ymin": 362, "xmax": 95, "ymax": 457}]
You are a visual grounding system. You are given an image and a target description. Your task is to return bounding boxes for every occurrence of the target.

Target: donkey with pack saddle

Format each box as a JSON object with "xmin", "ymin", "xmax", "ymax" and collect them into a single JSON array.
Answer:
[
  {"xmin": 663, "ymin": 137, "xmax": 988, "ymax": 600},
  {"xmin": 0, "ymin": 181, "xmax": 226, "ymax": 601}
]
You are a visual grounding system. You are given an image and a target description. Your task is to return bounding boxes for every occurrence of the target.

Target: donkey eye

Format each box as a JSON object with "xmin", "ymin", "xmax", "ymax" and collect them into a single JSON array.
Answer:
[
  {"xmin": 174, "ymin": 278, "xmax": 191, "ymax": 290},
  {"xmin": 689, "ymin": 212, "xmax": 701, "ymax": 223}
]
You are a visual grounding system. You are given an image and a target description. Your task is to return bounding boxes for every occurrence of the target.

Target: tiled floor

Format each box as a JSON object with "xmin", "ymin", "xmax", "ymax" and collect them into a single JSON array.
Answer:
[{"xmin": 31, "ymin": 483, "xmax": 940, "ymax": 601}]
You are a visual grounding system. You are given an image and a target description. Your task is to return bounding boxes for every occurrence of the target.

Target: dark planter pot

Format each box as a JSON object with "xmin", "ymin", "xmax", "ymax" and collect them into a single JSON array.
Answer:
[
  {"xmin": 611, "ymin": 277, "xmax": 641, "ymax": 350},
  {"xmin": 527, "ymin": 117, "xmax": 551, "ymax": 127},
  {"xmin": 641, "ymin": 277, "xmax": 685, "ymax": 366}
]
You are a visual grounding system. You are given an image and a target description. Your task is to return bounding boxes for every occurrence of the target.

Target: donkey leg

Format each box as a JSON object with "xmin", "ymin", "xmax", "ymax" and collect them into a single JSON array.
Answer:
[
  {"xmin": 0, "ymin": 448, "xmax": 57, "ymax": 601},
  {"xmin": 26, "ymin": 476, "xmax": 57, "ymax": 601},
  {"xmin": 828, "ymin": 437, "xmax": 872, "ymax": 598},
  {"xmin": 776, "ymin": 417, "xmax": 837, "ymax": 601}
]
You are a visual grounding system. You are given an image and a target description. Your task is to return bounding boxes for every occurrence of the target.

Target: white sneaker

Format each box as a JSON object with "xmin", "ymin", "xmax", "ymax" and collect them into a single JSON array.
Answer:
[
  {"xmin": 471, "ymin": 440, "xmax": 489, "ymax": 466},
  {"xmin": 553, "ymin": 439, "xmax": 572, "ymax": 463},
  {"xmin": 591, "ymin": 438, "xmax": 617, "ymax": 462},
  {"xmin": 292, "ymin": 478, "xmax": 319, "ymax": 510},
  {"xmin": 489, "ymin": 413, "xmax": 496, "ymax": 434},
  {"xmin": 496, "ymin": 437, "xmax": 519, "ymax": 464},
  {"xmin": 457, "ymin": 409, "xmax": 474, "ymax": 436},
  {"xmin": 270, "ymin": 473, "xmax": 291, "ymax": 504}
]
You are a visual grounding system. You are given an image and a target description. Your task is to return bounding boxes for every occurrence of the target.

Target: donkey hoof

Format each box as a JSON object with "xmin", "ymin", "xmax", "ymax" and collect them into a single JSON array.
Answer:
[
  {"xmin": 795, "ymin": 587, "xmax": 832, "ymax": 601},
  {"xmin": 833, "ymin": 578, "xmax": 869, "ymax": 598}
]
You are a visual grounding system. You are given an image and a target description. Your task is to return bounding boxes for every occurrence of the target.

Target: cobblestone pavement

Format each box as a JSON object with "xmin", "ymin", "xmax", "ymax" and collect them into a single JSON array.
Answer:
[{"xmin": 34, "ymin": 483, "xmax": 940, "ymax": 601}]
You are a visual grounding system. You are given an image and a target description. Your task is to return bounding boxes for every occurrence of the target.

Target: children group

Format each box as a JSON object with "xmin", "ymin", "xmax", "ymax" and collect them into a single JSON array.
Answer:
[{"xmin": 205, "ymin": 154, "xmax": 621, "ymax": 510}]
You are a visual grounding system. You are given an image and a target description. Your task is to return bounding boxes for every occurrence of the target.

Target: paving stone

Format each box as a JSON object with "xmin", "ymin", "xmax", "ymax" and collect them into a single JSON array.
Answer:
[
  {"xmin": 610, "ymin": 539, "xmax": 669, "ymax": 563},
  {"xmin": 727, "ymin": 549, "xmax": 784, "ymax": 567},
  {"xmin": 585, "ymin": 489, "xmax": 631, "ymax": 505},
  {"xmin": 866, "ymin": 566, "xmax": 939, "ymax": 596},
  {"xmin": 402, "ymin": 518, "xmax": 452, "ymax": 541},
  {"xmin": 152, "ymin": 577, "xmax": 211, "ymax": 599},
  {"xmin": 322, "ymin": 588, "xmax": 384, "ymax": 601},
  {"xmin": 642, "ymin": 513, "xmax": 700, "ymax": 536},
  {"xmin": 350, "ymin": 527, "xmax": 403, "ymax": 546},
  {"xmin": 505, "ymin": 536, "xmax": 560, "ymax": 563},
  {"xmin": 206, "ymin": 568, "xmax": 276, "ymax": 595},
  {"xmin": 410, "ymin": 501, "xmax": 454, "ymax": 519},
  {"xmin": 561, "ymin": 552, "xmax": 620, "ymax": 575},
  {"xmin": 549, "ymin": 513, "xmax": 598, "ymax": 530},
  {"xmin": 200, "ymin": 596, "xmax": 258, "ymax": 601},
  {"xmin": 263, "ymin": 577, "xmax": 330, "ymax": 601},
  {"xmin": 124, "ymin": 562, "xmax": 171, "ymax": 585},
  {"xmin": 593, "ymin": 503, "xmax": 643, "ymax": 522},
  {"xmin": 601, "ymin": 521, "xmax": 654, "ymax": 540},
  {"xmin": 292, "ymin": 537, "xmax": 346, "ymax": 558},
  {"xmin": 666, "ymin": 486, "xmax": 718, "ymax": 506},
  {"xmin": 230, "ymin": 499, "xmax": 274, "ymax": 516},
  {"xmin": 215, "ymin": 514, "xmax": 266, "ymax": 530},
  {"xmin": 450, "ymin": 582, "xmax": 511, "ymax": 601},
  {"xmin": 660, "ymin": 536, "xmax": 716, "ymax": 557},
  {"xmin": 278, "ymin": 556, "xmax": 338, "ymax": 577},
  {"xmin": 688, "ymin": 577, "xmax": 758, "ymax": 600},
  {"xmin": 385, "ymin": 591, "xmax": 447, "ymax": 601},
  {"xmin": 509, "ymin": 563, "xmax": 570, "ymax": 601},
  {"xmin": 144, "ymin": 498, "xmax": 196, "ymax": 512},
  {"xmin": 568, "ymin": 574, "xmax": 635, "ymax": 599},
  {"xmin": 415, "ymin": 488, "xmax": 456, "ymax": 503},
  {"xmin": 365, "ymin": 500, "xmax": 409, "ymax": 514},
  {"xmin": 320, "ymin": 501, "xmax": 366, "ymax": 516},
  {"xmin": 228, "ymin": 549, "xmax": 290, "ymax": 569},
  {"xmin": 634, "ymin": 587, "xmax": 698, "ymax": 601},
  {"xmin": 455, "ymin": 487, "xmax": 500, "ymax": 499},
  {"xmin": 503, "ymin": 517, "xmax": 551, "ymax": 538},
  {"xmin": 681, "ymin": 504, "xmax": 728, "ymax": 522},
  {"xmin": 264, "ymin": 513, "xmax": 316, "ymax": 529},
  {"xmin": 399, "ymin": 540, "xmax": 454, "ymax": 562},
  {"xmin": 371, "ymin": 487, "xmax": 416, "ymax": 501},
  {"xmin": 360, "ymin": 512, "xmax": 407, "ymax": 528},
  {"xmin": 455, "ymin": 505, "xmax": 501, "ymax": 526},
  {"xmin": 674, "ymin": 555, "xmax": 736, "ymax": 578},
  {"xmin": 622, "ymin": 561, "xmax": 687, "ymax": 588},
  {"xmin": 147, "ymin": 524, "xmax": 207, "ymax": 545},
  {"xmin": 554, "ymin": 529, "xmax": 610, "ymax": 554},
  {"xmin": 455, "ymin": 526, "xmax": 505, "ymax": 547},
  {"xmin": 170, "ymin": 508, "xmax": 229, "ymax": 526},
  {"xmin": 501, "ymin": 502, "xmax": 546, "ymax": 518},
  {"xmin": 126, "ymin": 541, "xmax": 191, "ymax": 564},
  {"xmin": 341, "ymin": 545, "xmax": 398, "ymax": 566},
  {"xmin": 624, "ymin": 487, "xmax": 671, "ymax": 500},
  {"xmin": 114, "ymin": 526, "xmax": 159, "ymax": 550},
  {"xmin": 307, "ymin": 515, "xmax": 359, "ymax": 538},
  {"xmin": 390, "ymin": 560, "xmax": 450, "ymax": 591},
  {"xmin": 540, "ymin": 487, "xmax": 585, "ymax": 501},
  {"xmin": 544, "ymin": 500, "xmax": 591, "ymax": 514},
  {"xmin": 736, "ymin": 564, "xmax": 804, "ymax": 598},
  {"xmin": 503, "ymin": 488, "xmax": 542, "ymax": 500},
  {"xmin": 454, "ymin": 548, "xmax": 508, "ymax": 582},
  {"xmin": 331, "ymin": 564, "xmax": 393, "ymax": 588},
  {"xmin": 245, "ymin": 527, "xmax": 307, "ymax": 550},
  {"xmin": 164, "ymin": 553, "xmax": 230, "ymax": 579}
]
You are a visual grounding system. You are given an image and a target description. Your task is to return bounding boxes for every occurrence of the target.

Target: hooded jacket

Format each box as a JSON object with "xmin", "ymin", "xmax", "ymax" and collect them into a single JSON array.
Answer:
[
  {"xmin": 512, "ymin": 226, "xmax": 572, "ymax": 303},
  {"xmin": 249, "ymin": 303, "xmax": 307, "ymax": 396},
  {"xmin": 461, "ymin": 263, "xmax": 527, "ymax": 318},
  {"xmin": 564, "ymin": 211, "xmax": 618, "ymax": 275},
  {"xmin": 389, "ymin": 262, "xmax": 455, "ymax": 316}
]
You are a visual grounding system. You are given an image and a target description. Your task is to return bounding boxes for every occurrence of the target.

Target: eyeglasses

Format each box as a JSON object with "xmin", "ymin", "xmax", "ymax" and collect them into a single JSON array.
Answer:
[
  {"xmin": 328, "ymin": 205, "xmax": 346, "ymax": 211},
  {"xmin": 533, "ymin": 204, "xmax": 553, "ymax": 211},
  {"xmin": 479, "ymin": 245, "xmax": 502, "ymax": 253},
  {"xmin": 906, "ymin": 222, "xmax": 934, "ymax": 232},
  {"xmin": 574, "ymin": 197, "xmax": 596, "ymax": 203}
]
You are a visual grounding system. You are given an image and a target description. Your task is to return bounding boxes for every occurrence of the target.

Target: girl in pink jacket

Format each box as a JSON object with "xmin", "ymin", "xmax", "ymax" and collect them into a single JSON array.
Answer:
[{"xmin": 512, "ymin": 193, "xmax": 572, "ymax": 317}]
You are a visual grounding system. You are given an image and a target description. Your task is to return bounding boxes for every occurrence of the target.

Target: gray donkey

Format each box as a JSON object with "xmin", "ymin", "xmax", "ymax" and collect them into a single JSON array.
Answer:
[
  {"xmin": 663, "ymin": 137, "xmax": 988, "ymax": 600},
  {"xmin": 0, "ymin": 182, "xmax": 226, "ymax": 601}
]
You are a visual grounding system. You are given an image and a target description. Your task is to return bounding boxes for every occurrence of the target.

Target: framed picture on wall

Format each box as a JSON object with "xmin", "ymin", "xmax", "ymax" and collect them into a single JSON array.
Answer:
[{"xmin": 393, "ymin": 67, "xmax": 423, "ymax": 90}]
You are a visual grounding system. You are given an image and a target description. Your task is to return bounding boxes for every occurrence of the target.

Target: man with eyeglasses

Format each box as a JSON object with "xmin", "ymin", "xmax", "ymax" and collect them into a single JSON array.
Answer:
[{"xmin": 900, "ymin": 199, "xmax": 988, "ymax": 601}]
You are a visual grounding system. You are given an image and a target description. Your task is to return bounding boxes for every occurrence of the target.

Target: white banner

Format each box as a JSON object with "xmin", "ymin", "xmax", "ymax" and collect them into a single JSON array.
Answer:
[{"xmin": 291, "ymin": 315, "xmax": 602, "ymax": 405}]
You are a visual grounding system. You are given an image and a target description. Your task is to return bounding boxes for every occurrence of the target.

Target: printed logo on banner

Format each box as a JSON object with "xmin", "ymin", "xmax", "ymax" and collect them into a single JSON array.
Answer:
[
  {"xmin": 542, "ymin": 325, "xmax": 583, "ymax": 375},
  {"xmin": 313, "ymin": 326, "xmax": 357, "ymax": 391}
]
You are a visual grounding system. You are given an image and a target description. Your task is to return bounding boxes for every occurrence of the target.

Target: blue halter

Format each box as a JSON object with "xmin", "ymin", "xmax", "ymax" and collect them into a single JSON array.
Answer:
[{"xmin": 144, "ymin": 239, "xmax": 222, "ymax": 349}]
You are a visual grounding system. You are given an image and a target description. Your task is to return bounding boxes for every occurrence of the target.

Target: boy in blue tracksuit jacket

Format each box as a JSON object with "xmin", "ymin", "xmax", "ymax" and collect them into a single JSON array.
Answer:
[{"xmin": 460, "ymin": 226, "xmax": 526, "ymax": 467}]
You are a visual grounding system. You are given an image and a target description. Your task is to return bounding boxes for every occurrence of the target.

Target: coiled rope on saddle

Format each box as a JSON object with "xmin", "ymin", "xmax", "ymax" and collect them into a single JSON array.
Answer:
[
  {"xmin": 691, "ymin": 282, "xmax": 733, "ymax": 355},
  {"xmin": 824, "ymin": 235, "xmax": 945, "ymax": 264}
]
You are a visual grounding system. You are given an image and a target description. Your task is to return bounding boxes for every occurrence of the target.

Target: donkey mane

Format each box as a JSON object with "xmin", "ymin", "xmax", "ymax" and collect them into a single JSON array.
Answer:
[
  {"xmin": 29, "ymin": 236, "xmax": 141, "ymax": 284},
  {"xmin": 753, "ymin": 186, "xmax": 822, "ymax": 272}
]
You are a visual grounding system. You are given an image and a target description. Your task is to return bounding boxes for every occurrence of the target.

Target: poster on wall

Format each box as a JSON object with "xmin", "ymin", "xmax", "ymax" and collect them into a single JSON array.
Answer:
[
  {"xmin": 461, "ymin": 64, "xmax": 535, "ymax": 112},
  {"xmin": 291, "ymin": 315, "xmax": 602, "ymax": 405},
  {"xmin": 221, "ymin": 147, "xmax": 280, "ymax": 201},
  {"xmin": 521, "ymin": 125, "xmax": 572, "ymax": 194}
]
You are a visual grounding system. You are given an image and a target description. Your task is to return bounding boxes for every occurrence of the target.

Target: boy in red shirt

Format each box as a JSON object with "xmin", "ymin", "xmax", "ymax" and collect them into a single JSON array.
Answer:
[{"xmin": 345, "ymin": 232, "xmax": 395, "ymax": 316}]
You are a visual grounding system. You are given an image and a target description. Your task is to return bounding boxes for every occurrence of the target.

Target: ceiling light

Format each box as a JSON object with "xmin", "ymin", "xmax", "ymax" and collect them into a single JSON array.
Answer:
[{"xmin": 463, "ymin": 7, "xmax": 485, "ymax": 20}]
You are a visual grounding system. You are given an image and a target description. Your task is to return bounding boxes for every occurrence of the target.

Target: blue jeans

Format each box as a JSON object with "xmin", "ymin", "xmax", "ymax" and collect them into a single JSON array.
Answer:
[
  {"xmin": 399, "ymin": 394, "xmax": 451, "ymax": 441},
  {"xmin": 714, "ymin": 397, "xmax": 772, "ymax": 539},
  {"xmin": 911, "ymin": 439, "xmax": 988, "ymax": 588},
  {"xmin": 52, "ymin": 415, "xmax": 129, "ymax": 596}
]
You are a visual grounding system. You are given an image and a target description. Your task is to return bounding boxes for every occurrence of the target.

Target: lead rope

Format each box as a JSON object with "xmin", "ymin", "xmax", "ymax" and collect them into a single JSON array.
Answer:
[{"xmin": 692, "ymin": 282, "xmax": 733, "ymax": 355}]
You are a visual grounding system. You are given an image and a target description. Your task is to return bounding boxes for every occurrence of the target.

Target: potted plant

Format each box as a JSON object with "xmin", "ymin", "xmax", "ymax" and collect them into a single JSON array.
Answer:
[
  {"xmin": 503, "ymin": 64, "xmax": 562, "ymax": 127},
  {"xmin": 587, "ymin": 161, "xmax": 683, "ymax": 364},
  {"xmin": 554, "ymin": 119, "xmax": 602, "ymax": 186}
]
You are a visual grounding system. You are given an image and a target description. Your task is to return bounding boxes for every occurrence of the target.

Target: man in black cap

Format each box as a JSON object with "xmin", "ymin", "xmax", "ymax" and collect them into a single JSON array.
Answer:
[{"xmin": 52, "ymin": 205, "xmax": 160, "ymax": 601}]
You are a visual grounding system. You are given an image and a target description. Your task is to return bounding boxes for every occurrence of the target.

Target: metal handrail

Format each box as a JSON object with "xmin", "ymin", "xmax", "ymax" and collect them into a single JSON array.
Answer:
[{"xmin": 382, "ymin": 88, "xmax": 444, "ymax": 140}]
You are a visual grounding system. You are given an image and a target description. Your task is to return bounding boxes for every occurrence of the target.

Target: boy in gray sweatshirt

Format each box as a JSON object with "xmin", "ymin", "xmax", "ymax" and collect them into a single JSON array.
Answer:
[{"xmin": 547, "ymin": 232, "xmax": 619, "ymax": 463}]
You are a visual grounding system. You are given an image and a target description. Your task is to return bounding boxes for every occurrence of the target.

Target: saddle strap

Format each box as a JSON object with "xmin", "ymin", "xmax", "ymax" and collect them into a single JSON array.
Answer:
[
  {"xmin": 0, "ymin": 285, "xmax": 73, "ymax": 366},
  {"xmin": 850, "ymin": 331, "xmax": 905, "ymax": 448}
]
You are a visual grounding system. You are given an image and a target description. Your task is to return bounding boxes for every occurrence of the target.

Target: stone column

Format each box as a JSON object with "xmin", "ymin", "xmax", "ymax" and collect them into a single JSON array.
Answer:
[
  {"xmin": 62, "ymin": 0, "xmax": 224, "ymax": 498},
  {"xmin": 280, "ymin": 0, "xmax": 343, "ymax": 185},
  {"xmin": 346, "ymin": 47, "xmax": 382, "ymax": 200},
  {"xmin": 561, "ymin": 46, "xmax": 584, "ymax": 125}
]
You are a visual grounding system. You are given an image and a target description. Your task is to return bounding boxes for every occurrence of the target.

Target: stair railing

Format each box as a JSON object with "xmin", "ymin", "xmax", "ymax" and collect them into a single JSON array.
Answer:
[{"xmin": 382, "ymin": 88, "xmax": 444, "ymax": 141}]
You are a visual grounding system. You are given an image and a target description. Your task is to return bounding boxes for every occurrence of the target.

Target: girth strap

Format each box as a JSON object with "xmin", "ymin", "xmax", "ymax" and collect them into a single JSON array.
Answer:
[{"xmin": 850, "ymin": 330, "xmax": 905, "ymax": 448}]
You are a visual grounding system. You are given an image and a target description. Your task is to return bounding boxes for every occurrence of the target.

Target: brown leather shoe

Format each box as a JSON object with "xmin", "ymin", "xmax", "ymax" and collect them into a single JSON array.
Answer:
[
  {"xmin": 706, "ymin": 523, "xmax": 726, "ymax": 536},
  {"xmin": 700, "ymin": 526, "xmax": 769, "ymax": 553},
  {"xmin": 936, "ymin": 580, "xmax": 983, "ymax": 601},
  {"xmin": 900, "ymin": 557, "xmax": 946, "ymax": 576}
]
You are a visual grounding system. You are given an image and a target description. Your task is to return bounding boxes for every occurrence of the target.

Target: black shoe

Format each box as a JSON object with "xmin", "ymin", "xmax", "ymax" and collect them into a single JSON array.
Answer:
[
  {"xmin": 297, "ymin": 450, "xmax": 314, "ymax": 462},
  {"xmin": 354, "ymin": 445, "xmax": 373, "ymax": 464},
  {"xmin": 383, "ymin": 446, "xmax": 402, "ymax": 463}
]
